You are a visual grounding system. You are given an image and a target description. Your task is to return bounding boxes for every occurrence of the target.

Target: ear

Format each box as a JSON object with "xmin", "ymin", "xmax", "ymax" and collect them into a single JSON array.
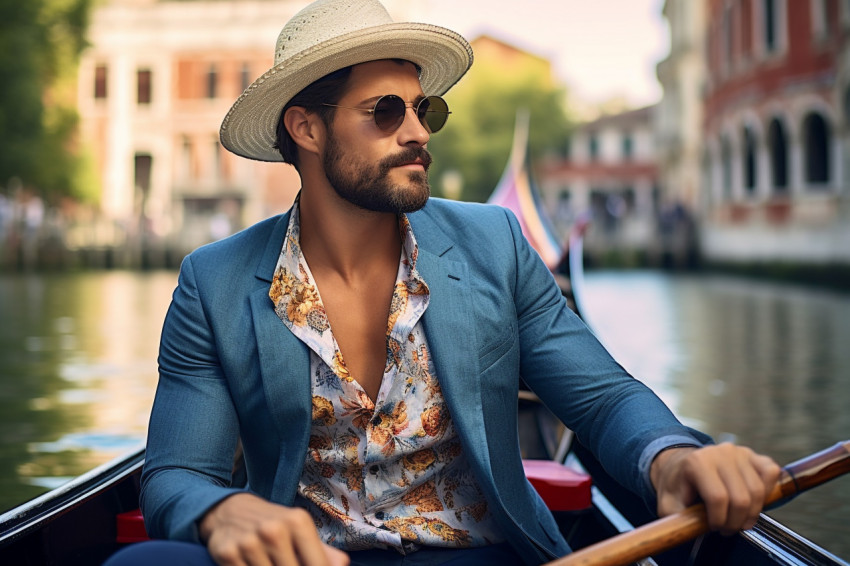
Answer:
[{"xmin": 283, "ymin": 106, "xmax": 325, "ymax": 158}]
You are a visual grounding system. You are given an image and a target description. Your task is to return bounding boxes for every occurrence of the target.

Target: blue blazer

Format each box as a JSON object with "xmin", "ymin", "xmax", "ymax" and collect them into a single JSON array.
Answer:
[{"xmin": 141, "ymin": 198, "xmax": 704, "ymax": 564}]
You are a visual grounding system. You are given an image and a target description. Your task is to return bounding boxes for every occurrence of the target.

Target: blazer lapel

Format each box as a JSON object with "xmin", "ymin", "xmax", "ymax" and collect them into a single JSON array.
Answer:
[
  {"xmin": 415, "ymin": 244, "xmax": 495, "ymax": 486},
  {"xmin": 250, "ymin": 211, "xmax": 313, "ymax": 504}
]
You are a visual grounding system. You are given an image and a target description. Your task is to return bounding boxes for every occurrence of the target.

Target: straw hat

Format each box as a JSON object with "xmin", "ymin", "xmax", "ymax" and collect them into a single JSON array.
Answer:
[{"xmin": 219, "ymin": 0, "xmax": 474, "ymax": 162}]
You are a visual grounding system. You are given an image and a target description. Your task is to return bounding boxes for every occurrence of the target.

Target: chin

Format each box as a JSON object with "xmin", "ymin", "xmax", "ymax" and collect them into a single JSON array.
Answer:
[{"xmin": 387, "ymin": 188, "xmax": 429, "ymax": 213}]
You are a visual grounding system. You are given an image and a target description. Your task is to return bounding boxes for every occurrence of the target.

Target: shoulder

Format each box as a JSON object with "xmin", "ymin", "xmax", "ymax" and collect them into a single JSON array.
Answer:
[
  {"xmin": 411, "ymin": 198, "xmax": 520, "ymax": 243},
  {"xmin": 416, "ymin": 197, "xmax": 513, "ymax": 223},
  {"xmin": 182, "ymin": 213, "xmax": 287, "ymax": 280}
]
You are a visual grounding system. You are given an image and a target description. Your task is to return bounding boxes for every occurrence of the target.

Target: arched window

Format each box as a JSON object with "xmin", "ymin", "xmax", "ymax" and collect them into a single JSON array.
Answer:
[
  {"xmin": 721, "ymin": 136, "xmax": 733, "ymax": 199},
  {"xmin": 803, "ymin": 112, "xmax": 830, "ymax": 185},
  {"xmin": 767, "ymin": 118, "xmax": 788, "ymax": 192},
  {"xmin": 743, "ymin": 126, "xmax": 757, "ymax": 194}
]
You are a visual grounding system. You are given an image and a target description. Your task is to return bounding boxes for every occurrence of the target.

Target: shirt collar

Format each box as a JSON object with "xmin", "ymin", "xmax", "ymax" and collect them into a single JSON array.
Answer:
[{"xmin": 268, "ymin": 200, "xmax": 429, "ymax": 376}]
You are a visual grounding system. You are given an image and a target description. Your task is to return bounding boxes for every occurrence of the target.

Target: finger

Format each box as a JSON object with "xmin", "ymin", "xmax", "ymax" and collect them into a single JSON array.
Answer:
[
  {"xmin": 281, "ymin": 509, "xmax": 330, "ymax": 566},
  {"xmin": 271, "ymin": 542, "xmax": 299, "ymax": 566},
  {"xmin": 323, "ymin": 544, "xmax": 351, "ymax": 566},
  {"xmin": 714, "ymin": 455, "xmax": 760, "ymax": 534},
  {"xmin": 256, "ymin": 519, "xmax": 302, "ymax": 566},
  {"xmin": 741, "ymin": 453, "xmax": 781, "ymax": 529},
  {"xmin": 715, "ymin": 447, "xmax": 781, "ymax": 534},
  {"xmin": 239, "ymin": 536, "xmax": 275, "ymax": 566},
  {"xmin": 210, "ymin": 537, "xmax": 255, "ymax": 566},
  {"xmin": 690, "ymin": 462, "xmax": 731, "ymax": 532}
]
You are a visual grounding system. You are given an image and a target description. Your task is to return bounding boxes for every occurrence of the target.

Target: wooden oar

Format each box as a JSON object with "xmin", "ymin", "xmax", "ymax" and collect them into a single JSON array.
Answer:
[{"xmin": 548, "ymin": 440, "xmax": 850, "ymax": 566}]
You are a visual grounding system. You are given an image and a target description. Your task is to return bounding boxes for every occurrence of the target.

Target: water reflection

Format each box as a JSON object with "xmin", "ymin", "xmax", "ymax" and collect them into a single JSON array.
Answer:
[
  {"xmin": 0, "ymin": 271, "xmax": 175, "ymax": 511},
  {"xmin": 582, "ymin": 271, "xmax": 850, "ymax": 558}
]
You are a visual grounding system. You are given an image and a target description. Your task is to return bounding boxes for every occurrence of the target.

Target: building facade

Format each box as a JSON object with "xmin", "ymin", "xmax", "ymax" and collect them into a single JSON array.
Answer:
[
  {"xmin": 695, "ymin": 0, "xmax": 850, "ymax": 265},
  {"xmin": 539, "ymin": 106, "xmax": 666, "ymax": 262},
  {"xmin": 655, "ymin": 0, "xmax": 707, "ymax": 214},
  {"xmin": 77, "ymin": 0, "xmax": 411, "ymax": 256}
]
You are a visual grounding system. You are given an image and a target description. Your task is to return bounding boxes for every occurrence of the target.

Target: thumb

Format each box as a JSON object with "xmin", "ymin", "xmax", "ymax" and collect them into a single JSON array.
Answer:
[
  {"xmin": 657, "ymin": 481, "xmax": 695, "ymax": 517},
  {"xmin": 652, "ymin": 447, "xmax": 699, "ymax": 517}
]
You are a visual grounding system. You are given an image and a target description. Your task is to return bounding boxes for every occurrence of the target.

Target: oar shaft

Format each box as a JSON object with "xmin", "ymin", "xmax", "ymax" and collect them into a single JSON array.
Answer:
[
  {"xmin": 548, "ymin": 441, "xmax": 850, "ymax": 566},
  {"xmin": 548, "ymin": 479, "xmax": 789, "ymax": 566}
]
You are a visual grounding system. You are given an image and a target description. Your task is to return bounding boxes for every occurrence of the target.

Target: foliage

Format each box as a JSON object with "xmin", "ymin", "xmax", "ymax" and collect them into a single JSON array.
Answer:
[
  {"xmin": 0, "ymin": 0, "xmax": 94, "ymax": 201},
  {"xmin": 428, "ymin": 55, "xmax": 573, "ymax": 203}
]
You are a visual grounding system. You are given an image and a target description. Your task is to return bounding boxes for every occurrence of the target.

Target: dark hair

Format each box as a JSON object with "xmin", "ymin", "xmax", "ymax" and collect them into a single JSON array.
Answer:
[{"xmin": 274, "ymin": 66, "xmax": 353, "ymax": 170}]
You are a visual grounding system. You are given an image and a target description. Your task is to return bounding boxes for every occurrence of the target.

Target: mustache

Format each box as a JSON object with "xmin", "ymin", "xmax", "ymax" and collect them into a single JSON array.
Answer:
[{"xmin": 379, "ymin": 146, "xmax": 433, "ymax": 173}]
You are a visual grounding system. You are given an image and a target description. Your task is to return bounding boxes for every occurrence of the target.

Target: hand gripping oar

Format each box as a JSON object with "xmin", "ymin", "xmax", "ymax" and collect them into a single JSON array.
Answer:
[{"xmin": 547, "ymin": 440, "xmax": 850, "ymax": 566}]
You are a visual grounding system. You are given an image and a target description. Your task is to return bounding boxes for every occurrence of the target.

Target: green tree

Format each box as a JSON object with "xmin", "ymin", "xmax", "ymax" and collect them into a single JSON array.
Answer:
[
  {"xmin": 0, "ymin": 0, "xmax": 93, "ymax": 200},
  {"xmin": 428, "ymin": 56, "xmax": 572, "ymax": 203}
]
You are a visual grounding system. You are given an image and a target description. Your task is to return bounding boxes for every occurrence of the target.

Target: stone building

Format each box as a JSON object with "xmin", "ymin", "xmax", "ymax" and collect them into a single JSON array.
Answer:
[
  {"xmin": 660, "ymin": 0, "xmax": 850, "ymax": 267},
  {"xmin": 76, "ymin": 0, "xmax": 411, "ymax": 256},
  {"xmin": 539, "ymin": 106, "xmax": 662, "ymax": 262}
]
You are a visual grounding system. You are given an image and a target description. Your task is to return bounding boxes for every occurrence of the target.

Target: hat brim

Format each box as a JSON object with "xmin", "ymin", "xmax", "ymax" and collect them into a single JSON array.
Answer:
[{"xmin": 219, "ymin": 22, "xmax": 473, "ymax": 162}]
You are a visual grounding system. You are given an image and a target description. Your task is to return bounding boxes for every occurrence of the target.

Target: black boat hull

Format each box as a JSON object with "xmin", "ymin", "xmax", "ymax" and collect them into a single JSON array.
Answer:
[{"xmin": 1, "ymin": 442, "xmax": 846, "ymax": 566}]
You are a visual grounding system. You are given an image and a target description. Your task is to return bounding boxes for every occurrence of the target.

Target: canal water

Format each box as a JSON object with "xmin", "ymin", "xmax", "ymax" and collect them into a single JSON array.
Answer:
[{"xmin": 0, "ymin": 269, "xmax": 848, "ymax": 558}]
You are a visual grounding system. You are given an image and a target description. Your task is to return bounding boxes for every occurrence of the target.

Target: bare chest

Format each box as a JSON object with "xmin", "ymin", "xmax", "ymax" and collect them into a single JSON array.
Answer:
[{"xmin": 318, "ymin": 278, "xmax": 395, "ymax": 401}]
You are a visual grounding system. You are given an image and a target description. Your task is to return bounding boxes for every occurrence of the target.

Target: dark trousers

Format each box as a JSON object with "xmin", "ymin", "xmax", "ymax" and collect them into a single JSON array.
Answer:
[{"xmin": 103, "ymin": 540, "xmax": 526, "ymax": 565}]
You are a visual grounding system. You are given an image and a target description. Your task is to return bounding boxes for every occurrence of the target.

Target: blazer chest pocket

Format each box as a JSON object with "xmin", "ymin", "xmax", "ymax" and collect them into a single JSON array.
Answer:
[{"xmin": 478, "ymin": 319, "xmax": 518, "ymax": 372}]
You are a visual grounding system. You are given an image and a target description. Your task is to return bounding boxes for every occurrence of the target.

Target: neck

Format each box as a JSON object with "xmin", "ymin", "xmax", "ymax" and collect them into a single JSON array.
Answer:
[{"xmin": 297, "ymin": 182, "xmax": 402, "ymax": 283}]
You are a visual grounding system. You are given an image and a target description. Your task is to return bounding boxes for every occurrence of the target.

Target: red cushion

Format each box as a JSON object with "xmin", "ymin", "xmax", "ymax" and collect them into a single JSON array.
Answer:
[
  {"xmin": 116, "ymin": 509, "xmax": 151, "ymax": 543},
  {"xmin": 523, "ymin": 459, "xmax": 593, "ymax": 511}
]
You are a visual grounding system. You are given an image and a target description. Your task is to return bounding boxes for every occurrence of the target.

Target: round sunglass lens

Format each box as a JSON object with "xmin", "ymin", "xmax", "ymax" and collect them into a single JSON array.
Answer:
[
  {"xmin": 420, "ymin": 96, "xmax": 449, "ymax": 133},
  {"xmin": 373, "ymin": 95, "xmax": 406, "ymax": 132}
]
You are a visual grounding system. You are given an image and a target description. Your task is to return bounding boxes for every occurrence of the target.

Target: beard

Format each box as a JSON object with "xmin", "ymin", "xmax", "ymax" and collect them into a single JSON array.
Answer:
[{"xmin": 322, "ymin": 132, "xmax": 433, "ymax": 214}]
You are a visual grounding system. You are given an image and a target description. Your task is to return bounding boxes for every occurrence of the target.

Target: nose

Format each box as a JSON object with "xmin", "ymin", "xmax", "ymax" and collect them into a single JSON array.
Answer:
[{"xmin": 397, "ymin": 105, "xmax": 430, "ymax": 146}]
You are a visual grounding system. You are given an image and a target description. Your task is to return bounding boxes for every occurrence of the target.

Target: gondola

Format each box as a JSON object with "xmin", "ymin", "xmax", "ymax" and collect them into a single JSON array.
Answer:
[
  {"xmin": 2, "ymin": 118, "xmax": 847, "ymax": 566},
  {"xmin": 1, "ymin": 427, "xmax": 848, "ymax": 565}
]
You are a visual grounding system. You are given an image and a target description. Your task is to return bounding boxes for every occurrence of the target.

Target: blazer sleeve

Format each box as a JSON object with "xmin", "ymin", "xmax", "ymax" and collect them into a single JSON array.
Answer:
[
  {"xmin": 140, "ymin": 253, "xmax": 245, "ymax": 542},
  {"xmin": 500, "ymin": 207, "xmax": 709, "ymax": 505}
]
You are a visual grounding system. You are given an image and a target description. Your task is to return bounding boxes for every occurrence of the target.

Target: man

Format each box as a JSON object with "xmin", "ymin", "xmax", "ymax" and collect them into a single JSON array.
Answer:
[{"xmin": 106, "ymin": 0, "xmax": 780, "ymax": 565}]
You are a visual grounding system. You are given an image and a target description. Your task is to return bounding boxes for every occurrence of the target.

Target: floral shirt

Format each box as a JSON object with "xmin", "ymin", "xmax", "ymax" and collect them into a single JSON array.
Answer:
[{"xmin": 268, "ymin": 203, "xmax": 504, "ymax": 553}]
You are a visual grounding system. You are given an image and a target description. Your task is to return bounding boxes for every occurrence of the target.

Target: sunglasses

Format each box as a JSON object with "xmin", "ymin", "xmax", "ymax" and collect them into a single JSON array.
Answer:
[{"xmin": 322, "ymin": 95, "xmax": 451, "ymax": 134}]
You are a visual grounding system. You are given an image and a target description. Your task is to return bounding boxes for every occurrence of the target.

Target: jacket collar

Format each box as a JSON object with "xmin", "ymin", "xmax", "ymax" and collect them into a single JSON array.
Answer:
[
  {"xmin": 253, "ymin": 199, "xmax": 458, "ymax": 284},
  {"xmin": 254, "ymin": 210, "xmax": 292, "ymax": 283}
]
